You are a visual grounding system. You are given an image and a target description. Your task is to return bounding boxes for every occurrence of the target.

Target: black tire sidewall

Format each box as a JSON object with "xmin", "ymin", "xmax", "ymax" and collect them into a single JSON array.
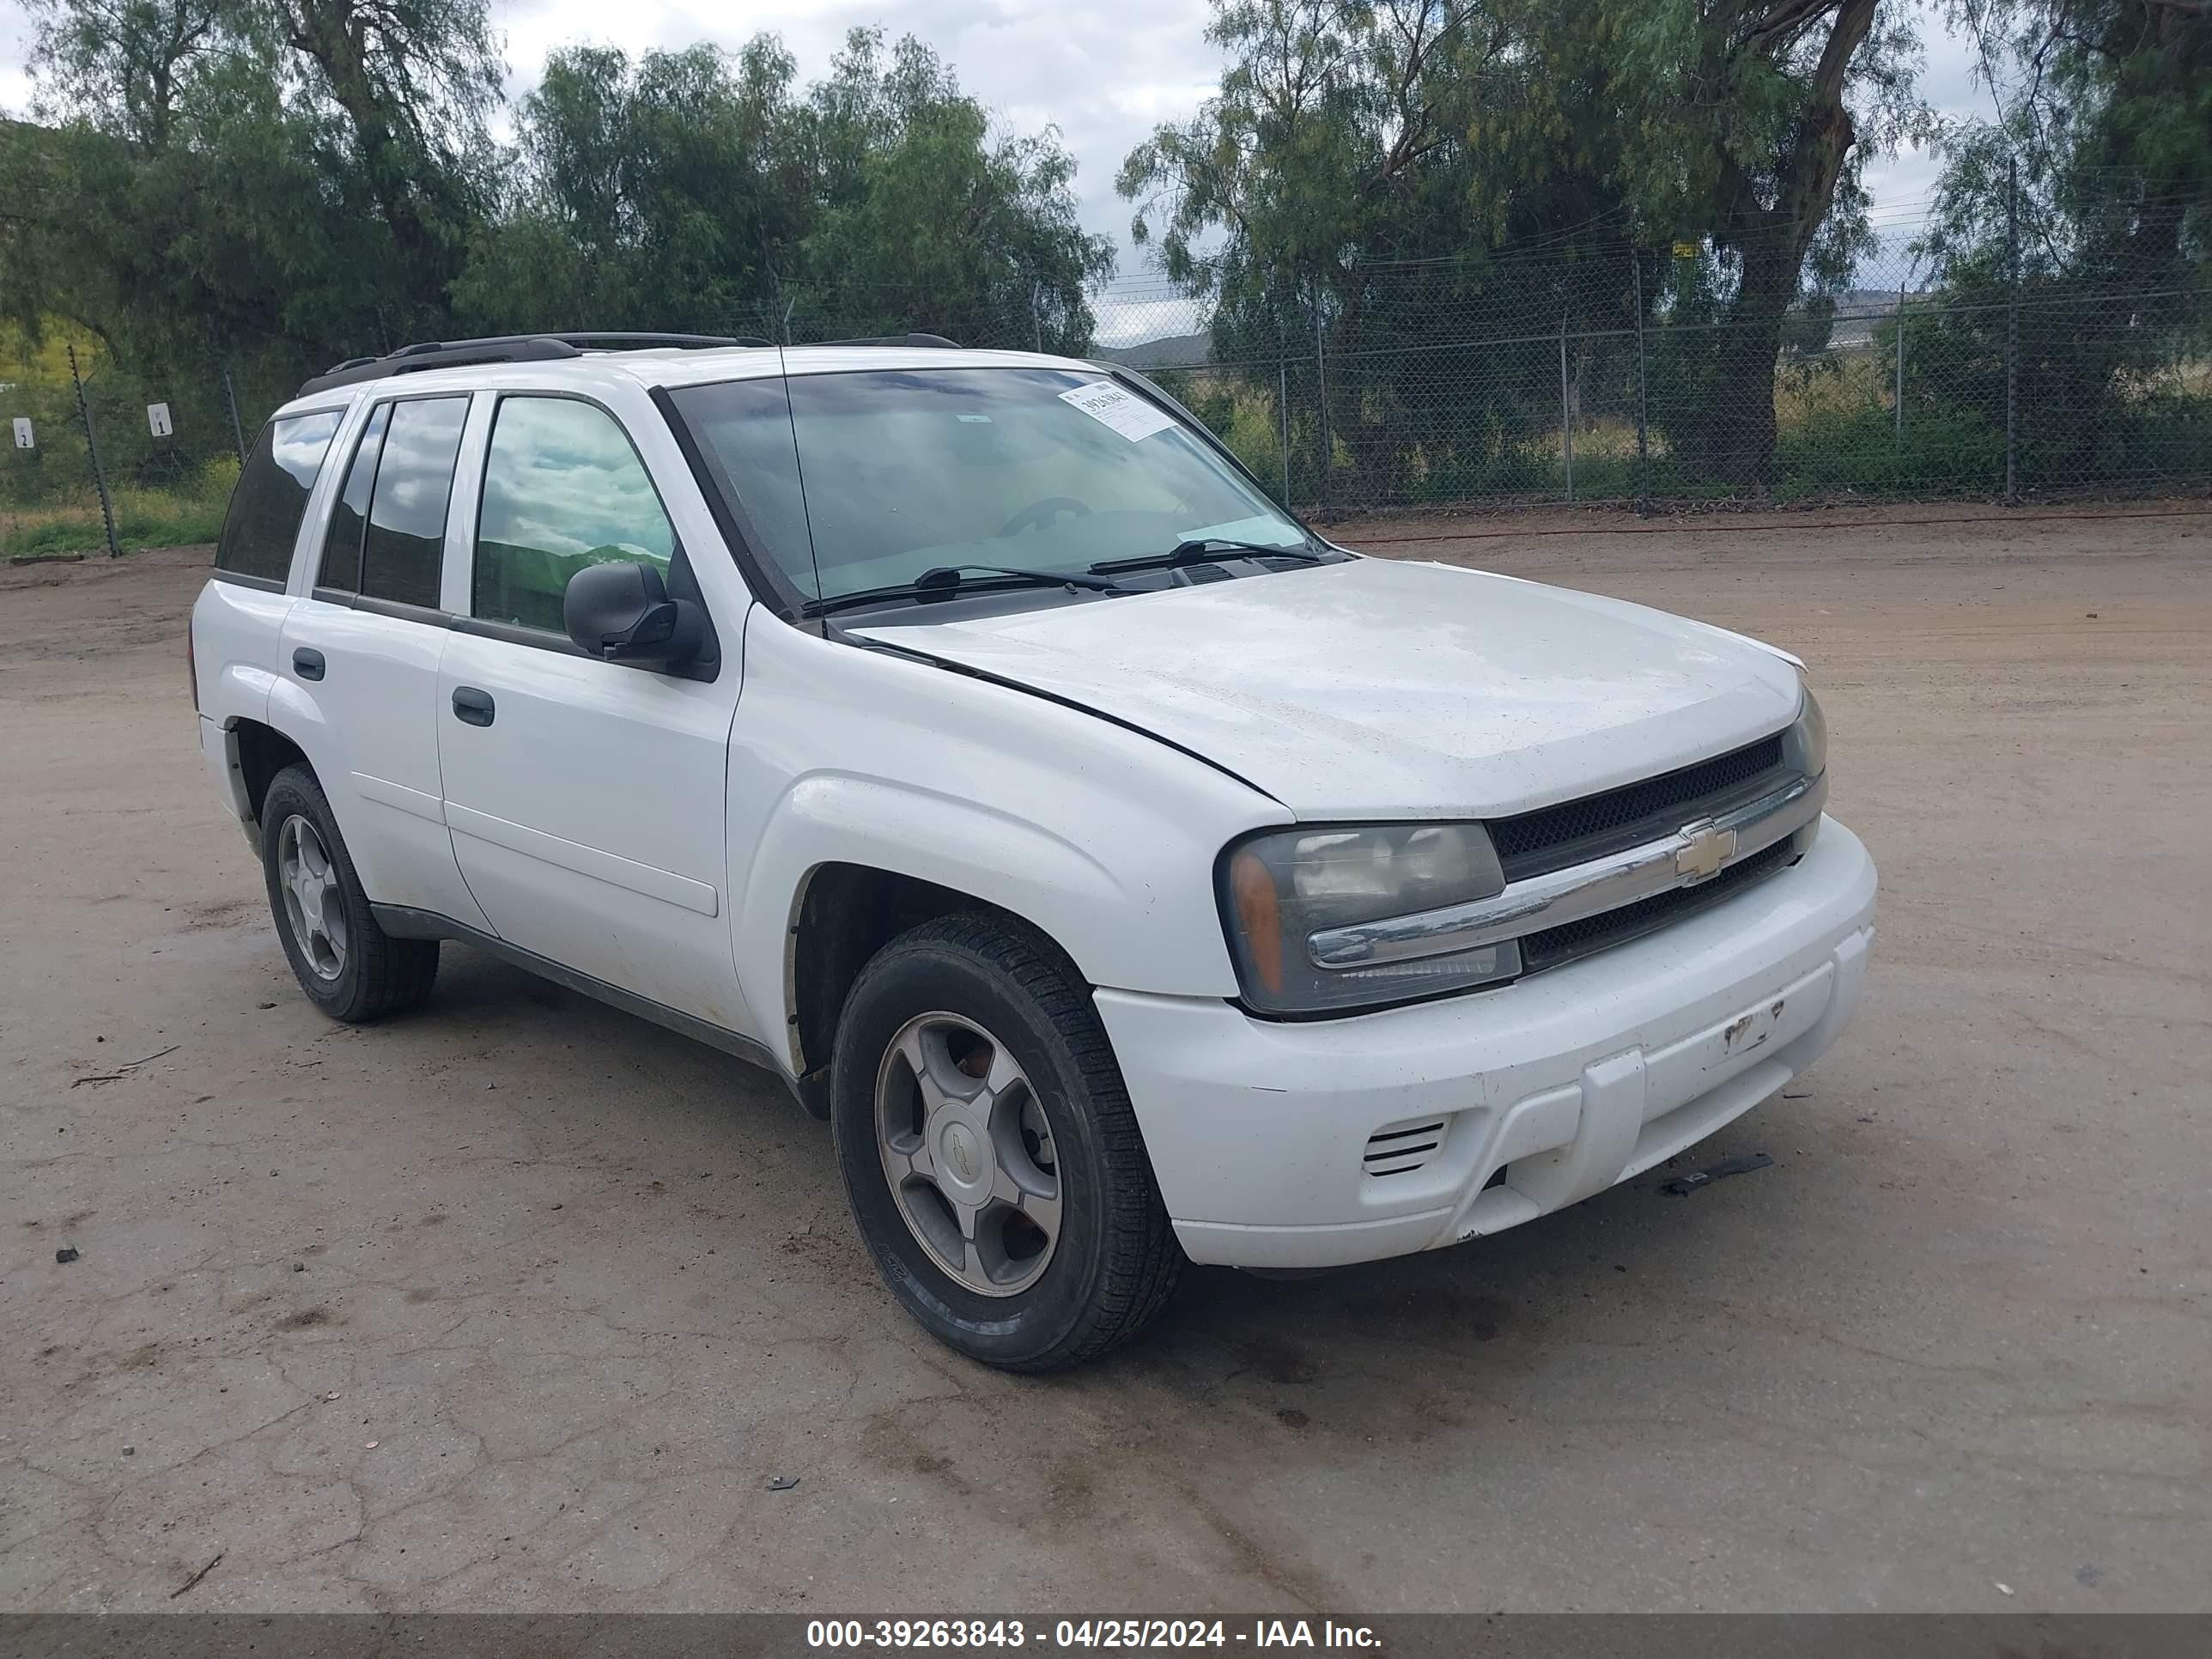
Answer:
[
  {"xmin": 831, "ymin": 934, "xmax": 1117, "ymax": 1367},
  {"xmin": 260, "ymin": 768, "xmax": 370, "ymax": 1018}
]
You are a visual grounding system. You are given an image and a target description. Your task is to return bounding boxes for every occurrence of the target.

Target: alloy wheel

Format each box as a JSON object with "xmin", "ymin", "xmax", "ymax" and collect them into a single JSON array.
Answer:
[
  {"xmin": 873, "ymin": 1011, "xmax": 1062, "ymax": 1297},
  {"xmin": 276, "ymin": 813, "xmax": 347, "ymax": 981}
]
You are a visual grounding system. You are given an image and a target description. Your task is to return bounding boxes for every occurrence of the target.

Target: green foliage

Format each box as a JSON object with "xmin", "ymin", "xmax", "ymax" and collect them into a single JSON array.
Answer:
[
  {"xmin": 1772, "ymin": 399, "xmax": 2005, "ymax": 499},
  {"xmin": 459, "ymin": 29, "xmax": 1112, "ymax": 348},
  {"xmin": 3, "ymin": 10, "xmax": 1111, "ymax": 405},
  {"xmin": 1115, "ymin": 1, "xmax": 1651, "ymax": 501},
  {"xmin": 1902, "ymin": 3, "xmax": 2212, "ymax": 489},
  {"xmin": 0, "ymin": 320, "xmax": 273, "ymax": 511},
  {"xmin": 4, "ymin": 0, "xmax": 505, "ymax": 364},
  {"xmin": 1, "ymin": 463, "xmax": 234, "ymax": 556},
  {"xmin": 1119, "ymin": 1, "xmax": 1929, "ymax": 491},
  {"xmin": 1929, "ymin": 2, "xmax": 2209, "ymax": 277}
]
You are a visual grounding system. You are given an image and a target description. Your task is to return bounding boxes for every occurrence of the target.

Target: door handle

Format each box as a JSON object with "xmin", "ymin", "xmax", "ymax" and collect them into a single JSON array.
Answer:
[
  {"xmin": 451, "ymin": 686, "xmax": 495, "ymax": 727},
  {"xmin": 292, "ymin": 647, "xmax": 325, "ymax": 682}
]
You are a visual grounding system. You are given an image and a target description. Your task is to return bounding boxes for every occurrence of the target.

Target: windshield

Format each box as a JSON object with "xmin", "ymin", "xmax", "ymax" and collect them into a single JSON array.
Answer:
[{"xmin": 667, "ymin": 366, "xmax": 1310, "ymax": 603}]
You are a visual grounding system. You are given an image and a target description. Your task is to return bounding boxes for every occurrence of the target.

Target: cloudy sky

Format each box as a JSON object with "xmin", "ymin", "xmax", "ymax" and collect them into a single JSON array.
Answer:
[{"xmin": 0, "ymin": 0, "xmax": 1994, "ymax": 289}]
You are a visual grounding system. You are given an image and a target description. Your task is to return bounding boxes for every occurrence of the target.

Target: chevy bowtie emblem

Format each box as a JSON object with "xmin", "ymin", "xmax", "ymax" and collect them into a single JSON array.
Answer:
[{"xmin": 1675, "ymin": 821, "xmax": 1736, "ymax": 881}]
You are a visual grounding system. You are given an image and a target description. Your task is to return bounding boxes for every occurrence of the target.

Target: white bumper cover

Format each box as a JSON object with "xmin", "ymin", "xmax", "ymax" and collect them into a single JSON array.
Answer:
[{"xmin": 1097, "ymin": 816, "xmax": 1877, "ymax": 1269}]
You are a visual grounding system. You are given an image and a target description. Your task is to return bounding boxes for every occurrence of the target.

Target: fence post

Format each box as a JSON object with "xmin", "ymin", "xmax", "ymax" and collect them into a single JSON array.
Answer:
[
  {"xmin": 1558, "ymin": 312, "xmax": 1574, "ymax": 503},
  {"xmin": 1278, "ymin": 349, "xmax": 1293, "ymax": 508},
  {"xmin": 222, "ymin": 364, "xmax": 247, "ymax": 460},
  {"xmin": 1632, "ymin": 255, "xmax": 1650, "ymax": 514},
  {"xmin": 2004, "ymin": 155, "xmax": 2020, "ymax": 505},
  {"xmin": 1311, "ymin": 277, "xmax": 1330, "ymax": 514},
  {"xmin": 1894, "ymin": 280, "xmax": 1907, "ymax": 442},
  {"xmin": 68, "ymin": 343, "xmax": 122, "ymax": 561}
]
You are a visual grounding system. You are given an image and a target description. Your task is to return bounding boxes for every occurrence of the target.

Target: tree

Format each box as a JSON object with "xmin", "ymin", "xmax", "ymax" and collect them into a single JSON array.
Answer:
[
  {"xmin": 795, "ymin": 30, "xmax": 1111, "ymax": 349},
  {"xmin": 459, "ymin": 29, "xmax": 1111, "ymax": 349},
  {"xmin": 1600, "ymin": 0, "xmax": 1923, "ymax": 483},
  {"xmin": 1121, "ymin": 0, "xmax": 1922, "ymax": 495},
  {"xmin": 264, "ymin": 0, "xmax": 503, "ymax": 289},
  {"xmin": 1929, "ymin": 0, "xmax": 2208, "ymax": 277},
  {"xmin": 5, "ymin": 0, "xmax": 504, "ymax": 364},
  {"xmin": 1905, "ymin": 1, "xmax": 2210, "ymax": 486},
  {"xmin": 456, "ymin": 40, "xmax": 808, "ymax": 336},
  {"xmin": 26, "ymin": 0, "xmax": 228, "ymax": 153},
  {"xmin": 1118, "ymin": 0, "xmax": 1632, "ymax": 499}
]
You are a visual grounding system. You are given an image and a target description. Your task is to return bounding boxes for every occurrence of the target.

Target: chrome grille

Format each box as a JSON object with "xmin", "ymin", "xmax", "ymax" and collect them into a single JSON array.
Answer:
[
  {"xmin": 1518, "ymin": 834, "xmax": 1802, "ymax": 975},
  {"xmin": 1491, "ymin": 733, "xmax": 1788, "ymax": 881}
]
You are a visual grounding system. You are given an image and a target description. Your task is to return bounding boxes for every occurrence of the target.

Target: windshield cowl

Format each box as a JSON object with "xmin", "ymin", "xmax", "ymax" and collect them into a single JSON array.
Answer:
[{"xmin": 803, "ymin": 544, "xmax": 1348, "ymax": 623}]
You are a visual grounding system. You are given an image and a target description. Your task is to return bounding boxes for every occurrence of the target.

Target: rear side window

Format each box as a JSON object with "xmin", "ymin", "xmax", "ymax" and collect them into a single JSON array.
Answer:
[
  {"xmin": 360, "ymin": 397, "xmax": 469, "ymax": 610},
  {"xmin": 318, "ymin": 403, "xmax": 391, "ymax": 592},
  {"xmin": 473, "ymin": 397, "xmax": 674, "ymax": 633},
  {"xmin": 215, "ymin": 411, "xmax": 343, "ymax": 583}
]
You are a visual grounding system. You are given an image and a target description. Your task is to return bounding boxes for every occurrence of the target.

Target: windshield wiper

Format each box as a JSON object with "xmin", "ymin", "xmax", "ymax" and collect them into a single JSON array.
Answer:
[
  {"xmin": 1088, "ymin": 538, "xmax": 1326, "ymax": 576},
  {"xmin": 800, "ymin": 563, "xmax": 1127, "ymax": 619}
]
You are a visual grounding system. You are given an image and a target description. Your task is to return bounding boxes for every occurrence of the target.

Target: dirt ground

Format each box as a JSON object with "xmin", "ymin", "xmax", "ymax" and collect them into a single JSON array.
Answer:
[{"xmin": 2, "ymin": 504, "xmax": 2207, "ymax": 1613}]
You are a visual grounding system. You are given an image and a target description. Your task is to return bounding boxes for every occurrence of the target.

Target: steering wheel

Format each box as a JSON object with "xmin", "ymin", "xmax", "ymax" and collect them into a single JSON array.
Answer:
[{"xmin": 1000, "ymin": 496, "xmax": 1091, "ymax": 538}]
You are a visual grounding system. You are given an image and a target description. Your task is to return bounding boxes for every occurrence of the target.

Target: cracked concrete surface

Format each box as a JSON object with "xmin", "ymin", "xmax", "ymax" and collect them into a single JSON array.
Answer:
[{"xmin": 2, "ymin": 508, "xmax": 2207, "ymax": 1613}]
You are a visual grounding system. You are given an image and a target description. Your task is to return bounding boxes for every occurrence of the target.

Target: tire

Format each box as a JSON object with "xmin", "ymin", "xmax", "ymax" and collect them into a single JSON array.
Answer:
[
  {"xmin": 259, "ymin": 763, "xmax": 439, "ymax": 1023},
  {"xmin": 830, "ymin": 913, "xmax": 1182, "ymax": 1370}
]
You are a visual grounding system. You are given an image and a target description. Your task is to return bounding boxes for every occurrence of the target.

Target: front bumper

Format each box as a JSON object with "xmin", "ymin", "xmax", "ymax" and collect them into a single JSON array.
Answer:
[{"xmin": 1096, "ymin": 815, "xmax": 1877, "ymax": 1269}]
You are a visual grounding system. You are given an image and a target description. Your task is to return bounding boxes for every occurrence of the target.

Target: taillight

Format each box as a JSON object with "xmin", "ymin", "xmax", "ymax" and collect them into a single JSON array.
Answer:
[{"xmin": 186, "ymin": 619, "xmax": 199, "ymax": 712}]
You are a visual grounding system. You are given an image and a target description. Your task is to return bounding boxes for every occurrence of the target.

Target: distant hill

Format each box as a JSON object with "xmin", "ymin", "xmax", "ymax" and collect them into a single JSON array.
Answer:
[{"xmin": 1091, "ymin": 331, "xmax": 1212, "ymax": 369}]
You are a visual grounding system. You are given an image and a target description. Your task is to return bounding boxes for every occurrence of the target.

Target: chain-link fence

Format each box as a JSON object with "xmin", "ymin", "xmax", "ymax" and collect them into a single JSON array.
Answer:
[
  {"xmin": 719, "ymin": 195, "xmax": 2209, "ymax": 517},
  {"xmin": 0, "ymin": 343, "xmax": 307, "ymax": 556},
  {"xmin": 9, "ymin": 196, "xmax": 2206, "ymax": 554},
  {"xmin": 1055, "ymin": 237, "xmax": 2211, "ymax": 518}
]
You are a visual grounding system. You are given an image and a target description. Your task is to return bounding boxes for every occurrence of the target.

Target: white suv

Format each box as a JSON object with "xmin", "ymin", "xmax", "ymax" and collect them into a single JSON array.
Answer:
[{"xmin": 190, "ymin": 332, "xmax": 1877, "ymax": 1370}]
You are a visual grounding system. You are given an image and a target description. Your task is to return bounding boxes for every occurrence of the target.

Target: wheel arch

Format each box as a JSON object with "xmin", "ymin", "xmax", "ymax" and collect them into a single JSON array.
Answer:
[
  {"xmin": 783, "ymin": 861, "xmax": 1081, "ymax": 1119},
  {"xmin": 231, "ymin": 719, "xmax": 314, "ymax": 827}
]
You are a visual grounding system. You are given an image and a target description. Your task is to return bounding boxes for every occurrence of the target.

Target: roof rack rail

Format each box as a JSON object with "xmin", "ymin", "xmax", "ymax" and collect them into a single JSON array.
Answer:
[
  {"xmin": 539, "ymin": 331, "xmax": 772, "ymax": 351},
  {"xmin": 812, "ymin": 332, "xmax": 963, "ymax": 349},
  {"xmin": 297, "ymin": 331, "xmax": 767, "ymax": 398}
]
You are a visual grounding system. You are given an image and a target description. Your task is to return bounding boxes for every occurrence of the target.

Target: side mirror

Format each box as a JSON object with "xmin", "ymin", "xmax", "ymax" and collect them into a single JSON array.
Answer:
[{"xmin": 563, "ymin": 560, "xmax": 706, "ymax": 671}]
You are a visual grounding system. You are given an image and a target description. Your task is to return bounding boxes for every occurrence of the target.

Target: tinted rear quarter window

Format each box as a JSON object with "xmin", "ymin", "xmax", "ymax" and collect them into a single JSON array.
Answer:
[
  {"xmin": 215, "ymin": 411, "xmax": 343, "ymax": 583},
  {"xmin": 361, "ymin": 397, "xmax": 470, "ymax": 609}
]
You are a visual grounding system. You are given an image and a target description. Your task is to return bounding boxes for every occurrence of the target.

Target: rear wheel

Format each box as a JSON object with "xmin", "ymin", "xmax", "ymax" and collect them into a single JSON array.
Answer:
[
  {"xmin": 830, "ymin": 914, "xmax": 1182, "ymax": 1370},
  {"xmin": 260, "ymin": 764, "xmax": 438, "ymax": 1022}
]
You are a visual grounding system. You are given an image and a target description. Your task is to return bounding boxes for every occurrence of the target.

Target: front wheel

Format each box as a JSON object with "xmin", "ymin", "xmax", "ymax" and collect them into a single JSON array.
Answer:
[{"xmin": 830, "ymin": 914, "xmax": 1182, "ymax": 1370}]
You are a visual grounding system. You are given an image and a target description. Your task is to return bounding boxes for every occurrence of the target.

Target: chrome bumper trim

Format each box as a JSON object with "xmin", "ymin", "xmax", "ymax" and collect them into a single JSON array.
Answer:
[{"xmin": 1308, "ymin": 771, "xmax": 1827, "ymax": 969}]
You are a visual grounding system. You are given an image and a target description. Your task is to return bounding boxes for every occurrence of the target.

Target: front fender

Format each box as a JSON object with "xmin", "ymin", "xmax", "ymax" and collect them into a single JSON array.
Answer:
[{"xmin": 727, "ymin": 612, "xmax": 1291, "ymax": 1071}]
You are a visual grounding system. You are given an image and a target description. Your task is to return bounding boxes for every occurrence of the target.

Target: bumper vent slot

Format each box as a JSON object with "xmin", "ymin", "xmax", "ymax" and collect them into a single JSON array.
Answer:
[{"xmin": 1364, "ymin": 1118, "xmax": 1448, "ymax": 1177}]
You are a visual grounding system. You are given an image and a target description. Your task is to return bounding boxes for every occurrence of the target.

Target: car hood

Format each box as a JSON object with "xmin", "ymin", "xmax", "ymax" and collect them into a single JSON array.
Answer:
[{"xmin": 848, "ymin": 556, "xmax": 1804, "ymax": 818}]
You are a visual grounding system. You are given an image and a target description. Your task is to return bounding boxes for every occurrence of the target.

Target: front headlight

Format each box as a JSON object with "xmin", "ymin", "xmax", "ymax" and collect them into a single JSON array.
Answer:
[
  {"xmin": 1784, "ymin": 684, "xmax": 1827, "ymax": 779},
  {"xmin": 1218, "ymin": 823, "xmax": 1517, "ymax": 1015}
]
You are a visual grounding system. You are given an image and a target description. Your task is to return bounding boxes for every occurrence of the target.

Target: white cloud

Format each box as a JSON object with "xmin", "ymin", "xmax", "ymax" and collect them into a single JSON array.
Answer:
[{"xmin": 1, "ymin": 4, "xmax": 34, "ymax": 117}]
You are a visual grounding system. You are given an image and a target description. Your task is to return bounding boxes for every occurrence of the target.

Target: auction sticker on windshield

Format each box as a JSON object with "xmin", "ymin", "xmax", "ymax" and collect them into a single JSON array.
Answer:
[{"xmin": 1059, "ymin": 380, "xmax": 1177, "ymax": 442}]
